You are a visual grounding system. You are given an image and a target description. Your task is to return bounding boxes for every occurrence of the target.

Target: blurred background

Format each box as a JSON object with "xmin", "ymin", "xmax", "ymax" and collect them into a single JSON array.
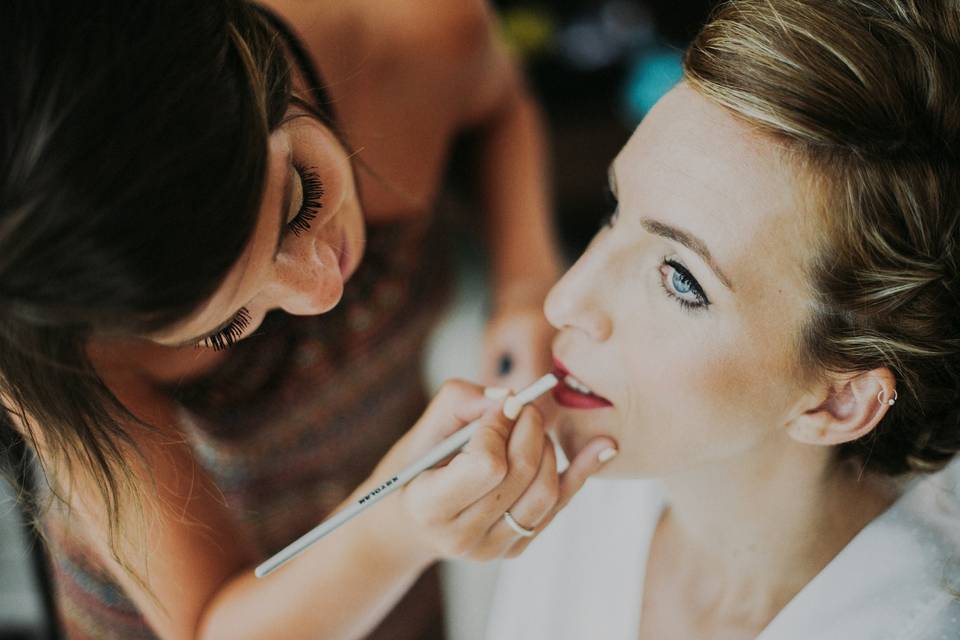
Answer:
[
  {"xmin": 460, "ymin": 0, "xmax": 716, "ymax": 260},
  {"xmin": 0, "ymin": 2, "xmax": 718, "ymax": 639}
]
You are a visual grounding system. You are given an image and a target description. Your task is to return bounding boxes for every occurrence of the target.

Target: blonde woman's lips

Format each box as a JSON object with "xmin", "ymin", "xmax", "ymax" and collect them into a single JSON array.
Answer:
[{"xmin": 551, "ymin": 357, "xmax": 613, "ymax": 410}]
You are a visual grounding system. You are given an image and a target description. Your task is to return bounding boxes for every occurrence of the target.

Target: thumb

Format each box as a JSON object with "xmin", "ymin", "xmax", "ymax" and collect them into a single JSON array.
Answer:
[
  {"xmin": 556, "ymin": 437, "xmax": 618, "ymax": 510},
  {"xmin": 512, "ymin": 436, "xmax": 618, "ymax": 547}
]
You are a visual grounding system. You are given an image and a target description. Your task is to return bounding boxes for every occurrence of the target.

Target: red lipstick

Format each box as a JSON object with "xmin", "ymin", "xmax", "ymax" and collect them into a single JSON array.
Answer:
[{"xmin": 551, "ymin": 357, "xmax": 613, "ymax": 410}]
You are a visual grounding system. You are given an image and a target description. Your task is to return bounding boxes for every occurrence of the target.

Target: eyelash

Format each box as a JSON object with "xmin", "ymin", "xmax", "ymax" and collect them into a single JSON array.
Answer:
[
  {"xmin": 195, "ymin": 166, "xmax": 326, "ymax": 351},
  {"xmin": 199, "ymin": 307, "xmax": 252, "ymax": 351},
  {"xmin": 597, "ymin": 185, "xmax": 709, "ymax": 312},
  {"xmin": 289, "ymin": 164, "xmax": 325, "ymax": 236}
]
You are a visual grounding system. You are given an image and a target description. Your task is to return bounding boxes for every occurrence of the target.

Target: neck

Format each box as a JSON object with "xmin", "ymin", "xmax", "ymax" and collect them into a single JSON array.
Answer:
[{"xmin": 656, "ymin": 438, "xmax": 897, "ymax": 625}]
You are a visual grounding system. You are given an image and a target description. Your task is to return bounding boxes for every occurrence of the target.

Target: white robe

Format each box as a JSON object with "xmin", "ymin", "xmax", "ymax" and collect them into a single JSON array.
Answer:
[{"xmin": 485, "ymin": 471, "xmax": 960, "ymax": 640}]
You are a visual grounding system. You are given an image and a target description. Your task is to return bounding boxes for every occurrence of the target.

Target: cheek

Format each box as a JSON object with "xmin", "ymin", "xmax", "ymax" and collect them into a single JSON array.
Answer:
[{"xmin": 615, "ymin": 314, "xmax": 797, "ymax": 473}]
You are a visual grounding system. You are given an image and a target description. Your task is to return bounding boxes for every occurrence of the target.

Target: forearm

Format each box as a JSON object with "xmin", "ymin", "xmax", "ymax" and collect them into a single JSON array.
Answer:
[
  {"xmin": 479, "ymin": 84, "xmax": 563, "ymax": 300},
  {"xmin": 197, "ymin": 492, "xmax": 432, "ymax": 640}
]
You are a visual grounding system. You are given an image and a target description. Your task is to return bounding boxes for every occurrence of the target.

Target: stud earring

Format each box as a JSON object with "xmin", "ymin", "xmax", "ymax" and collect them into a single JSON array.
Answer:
[{"xmin": 877, "ymin": 389, "xmax": 898, "ymax": 406}]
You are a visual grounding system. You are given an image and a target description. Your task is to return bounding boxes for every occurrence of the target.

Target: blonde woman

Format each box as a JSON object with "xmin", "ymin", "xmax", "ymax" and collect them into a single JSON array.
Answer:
[{"xmin": 487, "ymin": 1, "xmax": 960, "ymax": 638}]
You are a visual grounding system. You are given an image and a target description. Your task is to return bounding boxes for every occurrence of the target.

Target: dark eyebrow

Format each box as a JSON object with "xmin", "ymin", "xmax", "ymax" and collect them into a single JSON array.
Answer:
[{"xmin": 608, "ymin": 162, "xmax": 733, "ymax": 290}]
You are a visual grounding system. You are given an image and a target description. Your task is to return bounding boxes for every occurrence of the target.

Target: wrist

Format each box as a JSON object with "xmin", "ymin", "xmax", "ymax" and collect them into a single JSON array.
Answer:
[{"xmin": 366, "ymin": 490, "xmax": 438, "ymax": 572}]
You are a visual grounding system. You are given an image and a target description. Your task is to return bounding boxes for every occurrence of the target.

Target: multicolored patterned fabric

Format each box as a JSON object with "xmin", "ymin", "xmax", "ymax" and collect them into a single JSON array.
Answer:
[{"xmin": 43, "ymin": 219, "xmax": 452, "ymax": 639}]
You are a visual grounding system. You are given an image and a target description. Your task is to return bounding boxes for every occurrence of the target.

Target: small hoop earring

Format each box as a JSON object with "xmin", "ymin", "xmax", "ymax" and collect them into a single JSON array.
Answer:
[{"xmin": 878, "ymin": 389, "xmax": 898, "ymax": 406}]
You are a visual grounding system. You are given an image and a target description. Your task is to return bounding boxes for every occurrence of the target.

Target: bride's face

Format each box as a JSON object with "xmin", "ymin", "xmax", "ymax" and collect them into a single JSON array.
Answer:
[{"xmin": 546, "ymin": 83, "xmax": 821, "ymax": 478}]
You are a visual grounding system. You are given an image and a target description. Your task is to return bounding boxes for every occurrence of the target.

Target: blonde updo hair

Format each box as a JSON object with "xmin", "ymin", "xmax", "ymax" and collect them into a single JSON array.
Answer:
[{"xmin": 685, "ymin": 0, "xmax": 960, "ymax": 475}]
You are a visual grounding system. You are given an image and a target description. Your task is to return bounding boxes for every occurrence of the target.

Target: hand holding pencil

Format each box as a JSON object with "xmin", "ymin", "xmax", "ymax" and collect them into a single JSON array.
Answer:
[{"xmin": 257, "ymin": 375, "xmax": 618, "ymax": 577}]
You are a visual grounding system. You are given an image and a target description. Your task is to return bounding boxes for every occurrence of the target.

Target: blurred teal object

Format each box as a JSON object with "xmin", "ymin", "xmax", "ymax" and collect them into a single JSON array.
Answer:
[{"xmin": 623, "ymin": 47, "xmax": 684, "ymax": 124}]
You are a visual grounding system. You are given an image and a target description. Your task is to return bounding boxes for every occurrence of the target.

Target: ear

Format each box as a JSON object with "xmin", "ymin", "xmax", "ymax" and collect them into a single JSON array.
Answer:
[{"xmin": 786, "ymin": 368, "xmax": 897, "ymax": 446}]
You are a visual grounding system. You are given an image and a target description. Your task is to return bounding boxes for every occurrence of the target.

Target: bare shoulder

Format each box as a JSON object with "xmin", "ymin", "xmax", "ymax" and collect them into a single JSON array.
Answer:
[
  {"xmin": 34, "ymin": 363, "xmax": 254, "ymax": 639},
  {"xmin": 265, "ymin": 0, "xmax": 514, "ymax": 117},
  {"xmin": 259, "ymin": 0, "xmax": 494, "ymax": 59},
  {"xmin": 389, "ymin": 0, "xmax": 519, "ymax": 122},
  {"xmin": 393, "ymin": 0, "xmax": 495, "ymax": 57}
]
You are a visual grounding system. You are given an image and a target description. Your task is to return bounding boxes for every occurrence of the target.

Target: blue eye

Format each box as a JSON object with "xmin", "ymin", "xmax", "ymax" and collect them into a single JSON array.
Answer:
[
  {"xmin": 660, "ymin": 259, "xmax": 709, "ymax": 311},
  {"xmin": 672, "ymin": 268, "xmax": 693, "ymax": 295}
]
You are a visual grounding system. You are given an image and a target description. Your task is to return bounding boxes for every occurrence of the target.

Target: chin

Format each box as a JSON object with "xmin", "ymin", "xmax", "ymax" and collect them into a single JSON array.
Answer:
[{"xmin": 550, "ymin": 412, "xmax": 664, "ymax": 480}]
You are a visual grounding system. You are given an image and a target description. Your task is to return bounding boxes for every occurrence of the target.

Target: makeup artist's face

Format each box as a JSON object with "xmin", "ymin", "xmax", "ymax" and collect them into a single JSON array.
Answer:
[
  {"xmin": 546, "ymin": 83, "xmax": 820, "ymax": 478},
  {"xmin": 150, "ymin": 104, "xmax": 365, "ymax": 348}
]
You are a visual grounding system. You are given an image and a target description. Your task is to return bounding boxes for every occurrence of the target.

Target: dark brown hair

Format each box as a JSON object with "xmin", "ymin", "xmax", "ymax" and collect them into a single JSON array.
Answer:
[
  {"xmin": 0, "ymin": 0, "xmax": 292, "ymax": 577},
  {"xmin": 685, "ymin": 0, "xmax": 960, "ymax": 475}
]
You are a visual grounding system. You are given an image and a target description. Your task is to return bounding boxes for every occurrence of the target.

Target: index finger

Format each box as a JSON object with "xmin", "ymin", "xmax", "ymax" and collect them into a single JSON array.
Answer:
[{"xmin": 404, "ymin": 379, "xmax": 503, "ymax": 453}]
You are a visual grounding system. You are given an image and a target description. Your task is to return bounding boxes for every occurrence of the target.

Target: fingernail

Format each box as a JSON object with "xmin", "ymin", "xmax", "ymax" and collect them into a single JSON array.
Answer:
[
  {"xmin": 502, "ymin": 396, "xmax": 523, "ymax": 420},
  {"xmin": 484, "ymin": 386, "xmax": 511, "ymax": 400},
  {"xmin": 598, "ymin": 447, "xmax": 618, "ymax": 464}
]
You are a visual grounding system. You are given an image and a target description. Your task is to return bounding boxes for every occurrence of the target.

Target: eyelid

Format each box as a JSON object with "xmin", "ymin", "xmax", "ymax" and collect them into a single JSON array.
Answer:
[
  {"xmin": 287, "ymin": 164, "xmax": 302, "ymax": 224},
  {"xmin": 287, "ymin": 163, "xmax": 324, "ymax": 237}
]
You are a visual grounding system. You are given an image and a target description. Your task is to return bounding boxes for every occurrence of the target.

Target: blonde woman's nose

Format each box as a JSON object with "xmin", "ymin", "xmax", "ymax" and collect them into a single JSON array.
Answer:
[{"xmin": 544, "ymin": 260, "xmax": 612, "ymax": 342}]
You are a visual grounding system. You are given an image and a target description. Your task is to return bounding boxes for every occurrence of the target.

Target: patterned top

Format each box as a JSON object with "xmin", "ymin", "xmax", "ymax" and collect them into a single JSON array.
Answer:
[{"xmin": 44, "ymin": 219, "xmax": 452, "ymax": 639}]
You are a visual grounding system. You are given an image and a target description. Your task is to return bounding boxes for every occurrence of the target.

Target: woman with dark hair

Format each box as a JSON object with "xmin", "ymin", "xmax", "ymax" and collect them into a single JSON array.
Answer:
[
  {"xmin": 0, "ymin": 1, "xmax": 618, "ymax": 638},
  {"xmin": 487, "ymin": 0, "xmax": 960, "ymax": 638}
]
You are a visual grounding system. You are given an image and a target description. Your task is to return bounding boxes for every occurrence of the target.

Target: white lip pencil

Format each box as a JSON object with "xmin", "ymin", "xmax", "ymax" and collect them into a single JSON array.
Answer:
[{"xmin": 255, "ymin": 373, "xmax": 560, "ymax": 578}]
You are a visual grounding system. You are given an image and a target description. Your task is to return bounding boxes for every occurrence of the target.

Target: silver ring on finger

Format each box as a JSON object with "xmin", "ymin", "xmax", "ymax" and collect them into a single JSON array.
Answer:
[{"xmin": 503, "ymin": 511, "xmax": 536, "ymax": 538}]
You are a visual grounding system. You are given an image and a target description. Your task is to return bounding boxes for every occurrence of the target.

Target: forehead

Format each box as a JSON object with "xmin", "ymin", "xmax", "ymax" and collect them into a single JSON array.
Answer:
[{"xmin": 616, "ymin": 83, "xmax": 816, "ymax": 301}]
